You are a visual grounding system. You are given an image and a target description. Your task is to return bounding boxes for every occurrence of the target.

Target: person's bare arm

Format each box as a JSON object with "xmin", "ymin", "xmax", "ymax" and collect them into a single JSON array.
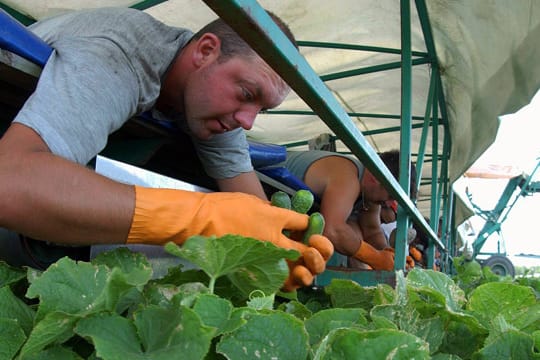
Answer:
[
  {"xmin": 306, "ymin": 158, "xmax": 362, "ymax": 256},
  {"xmin": 358, "ymin": 203, "xmax": 388, "ymax": 249},
  {"xmin": 0, "ymin": 123, "xmax": 134, "ymax": 245},
  {"xmin": 216, "ymin": 171, "xmax": 267, "ymax": 200}
]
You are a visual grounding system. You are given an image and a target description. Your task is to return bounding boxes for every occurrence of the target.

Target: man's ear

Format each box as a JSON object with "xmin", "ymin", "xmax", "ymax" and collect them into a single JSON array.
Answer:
[
  {"xmin": 365, "ymin": 170, "xmax": 379, "ymax": 185},
  {"xmin": 192, "ymin": 33, "xmax": 221, "ymax": 67}
]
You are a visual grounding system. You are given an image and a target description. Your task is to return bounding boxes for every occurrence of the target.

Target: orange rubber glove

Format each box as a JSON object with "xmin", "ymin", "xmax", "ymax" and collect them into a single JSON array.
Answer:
[
  {"xmin": 127, "ymin": 186, "xmax": 333, "ymax": 290},
  {"xmin": 353, "ymin": 241, "xmax": 395, "ymax": 270},
  {"xmin": 409, "ymin": 247, "xmax": 423, "ymax": 262},
  {"xmin": 384, "ymin": 247, "xmax": 415, "ymax": 270}
]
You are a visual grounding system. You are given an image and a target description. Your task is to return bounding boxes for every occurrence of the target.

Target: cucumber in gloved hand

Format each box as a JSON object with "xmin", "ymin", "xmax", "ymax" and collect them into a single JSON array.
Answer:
[
  {"xmin": 302, "ymin": 212, "xmax": 325, "ymax": 244},
  {"xmin": 271, "ymin": 191, "xmax": 292, "ymax": 236},
  {"xmin": 270, "ymin": 190, "xmax": 292, "ymax": 209},
  {"xmin": 271, "ymin": 190, "xmax": 325, "ymax": 244},
  {"xmin": 291, "ymin": 189, "xmax": 314, "ymax": 214}
]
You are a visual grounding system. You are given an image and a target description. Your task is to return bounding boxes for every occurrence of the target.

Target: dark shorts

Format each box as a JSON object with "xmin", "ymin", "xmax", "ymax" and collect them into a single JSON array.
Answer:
[{"xmin": 0, "ymin": 228, "xmax": 89, "ymax": 269}]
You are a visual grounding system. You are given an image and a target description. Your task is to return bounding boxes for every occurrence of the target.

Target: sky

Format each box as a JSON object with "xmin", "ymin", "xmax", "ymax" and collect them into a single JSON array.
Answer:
[{"xmin": 453, "ymin": 90, "xmax": 540, "ymax": 267}]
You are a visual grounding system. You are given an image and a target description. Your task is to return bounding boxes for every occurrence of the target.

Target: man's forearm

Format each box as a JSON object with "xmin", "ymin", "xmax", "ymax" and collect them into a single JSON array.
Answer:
[
  {"xmin": 0, "ymin": 126, "xmax": 135, "ymax": 245},
  {"xmin": 216, "ymin": 171, "xmax": 267, "ymax": 200}
]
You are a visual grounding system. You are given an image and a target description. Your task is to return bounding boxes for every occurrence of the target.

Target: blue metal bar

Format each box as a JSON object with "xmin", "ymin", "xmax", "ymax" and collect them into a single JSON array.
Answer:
[{"xmin": 0, "ymin": 9, "xmax": 52, "ymax": 67}]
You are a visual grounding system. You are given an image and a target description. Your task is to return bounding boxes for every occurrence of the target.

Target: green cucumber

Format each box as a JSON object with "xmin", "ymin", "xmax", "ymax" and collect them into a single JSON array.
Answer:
[
  {"xmin": 302, "ymin": 212, "xmax": 325, "ymax": 244},
  {"xmin": 271, "ymin": 191, "xmax": 292, "ymax": 237},
  {"xmin": 291, "ymin": 189, "xmax": 314, "ymax": 214},
  {"xmin": 270, "ymin": 191, "xmax": 291, "ymax": 210}
]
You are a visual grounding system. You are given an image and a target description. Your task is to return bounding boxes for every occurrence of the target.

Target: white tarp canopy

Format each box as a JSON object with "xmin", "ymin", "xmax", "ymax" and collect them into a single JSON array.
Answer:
[{"xmin": 3, "ymin": 0, "xmax": 540, "ymax": 221}]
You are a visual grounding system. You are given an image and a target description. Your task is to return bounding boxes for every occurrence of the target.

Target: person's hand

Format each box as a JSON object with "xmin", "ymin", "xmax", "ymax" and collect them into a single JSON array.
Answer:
[
  {"xmin": 409, "ymin": 246, "xmax": 423, "ymax": 262},
  {"xmin": 406, "ymin": 254, "xmax": 415, "ymax": 269},
  {"xmin": 383, "ymin": 247, "xmax": 415, "ymax": 270},
  {"xmin": 354, "ymin": 241, "xmax": 395, "ymax": 270},
  {"xmin": 282, "ymin": 234, "xmax": 333, "ymax": 291},
  {"xmin": 127, "ymin": 186, "xmax": 333, "ymax": 290}
]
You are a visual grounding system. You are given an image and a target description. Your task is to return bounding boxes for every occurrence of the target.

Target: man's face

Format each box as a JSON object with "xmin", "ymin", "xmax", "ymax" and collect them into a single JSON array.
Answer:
[
  {"xmin": 380, "ymin": 200, "xmax": 397, "ymax": 223},
  {"xmin": 183, "ymin": 55, "xmax": 289, "ymax": 140}
]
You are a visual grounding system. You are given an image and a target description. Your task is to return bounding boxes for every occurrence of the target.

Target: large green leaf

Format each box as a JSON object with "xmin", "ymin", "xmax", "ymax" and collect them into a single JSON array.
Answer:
[
  {"xmin": 313, "ymin": 328, "xmax": 430, "ymax": 360},
  {"xmin": 324, "ymin": 279, "xmax": 393, "ymax": 310},
  {"xmin": 370, "ymin": 304, "xmax": 445, "ymax": 354},
  {"xmin": 407, "ymin": 269, "xmax": 466, "ymax": 312},
  {"xmin": 277, "ymin": 300, "xmax": 313, "ymax": 321},
  {"xmin": 26, "ymin": 258, "xmax": 110, "ymax": 321},
  {"xmin": 26, "ymin": 253, "xmax": 155, "ymax": 322},
  {"xmin": 304, "ymin": 308, "xmax": 368, "ymax": 346},
  {"xmin": 19, "ymin": 311, "xmax": 80, "ymax": 357},
  {"xmin": 193, "ymin": 293, "xmax": 234, "ymax": 336},
  {"xmin": 473, "ymin": 329, "xmax": 536, "ymax": 359},
  {"xmin": 439, "ymin": 320, "xmax": 488, "ymax": 359},
  {"xmin": 92, "ymin": 247, "xmax": 153, "ymax": 313},
  {"xmin": 0, "ymin": 285, "xmax": 35, "ymax": 335},
  {"xmin": 23, "ymin": 345, "xmax": 84, "ymax": 360},
  {"xmin": 0, "ymin": 318, "xmax": 26, "ymax": 360},
  {"xmin": 0, "ymin": 261, "xmax": 26, "ymax": 287},
  {"xmin": 217, "ymin": 311, "xmax": 309, "ymax": 360},
  {"xmin": 75, "ymin": 312, "xmax": 144, "ymax": 360},
  {"xmin": 165, "ymin": 235, "xmax": 298, "ymax": 295},
  {"xmin": 75, "ymin": 305, "xmax": 214, "ymax": 360},
  {"xmin": 133, "ymin": 305, "xmax": 214, "ymax": 358},
  {"xmin": 532, "ymin": 330, "xmax": 540, "ymax": 355},
  {"xmin": 467, "ymin": 282, "xmax": 537, "ymax": 327},
  {"xmin": 91, "ymin": 247, "xmax": 153, "ymax": 285},
  {"xmin": 512, "ymin": 303, "xmax": 540, "ymax": 334}
]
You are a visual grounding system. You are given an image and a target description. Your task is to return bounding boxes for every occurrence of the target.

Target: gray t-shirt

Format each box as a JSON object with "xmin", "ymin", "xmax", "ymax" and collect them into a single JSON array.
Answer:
[
  {"xmin": 13, "ymin": 7, "xmax": 252, "ymax": 179},
  {"xmin": 283, "ymin": 150, "xmax": 365, "ymax": 181}
]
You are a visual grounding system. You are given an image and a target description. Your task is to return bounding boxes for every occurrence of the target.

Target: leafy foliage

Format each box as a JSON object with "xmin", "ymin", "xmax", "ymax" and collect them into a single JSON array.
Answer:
[{"xmin": 0, "ymin": 236, "xmax": 538, "ymax": 359}]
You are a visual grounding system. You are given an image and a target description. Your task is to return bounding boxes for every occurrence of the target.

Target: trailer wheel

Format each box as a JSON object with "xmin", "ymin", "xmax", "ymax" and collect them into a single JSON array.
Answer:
[{"xmin": 482, "ymin": 255, "xmax": 515, "ymax": 278}]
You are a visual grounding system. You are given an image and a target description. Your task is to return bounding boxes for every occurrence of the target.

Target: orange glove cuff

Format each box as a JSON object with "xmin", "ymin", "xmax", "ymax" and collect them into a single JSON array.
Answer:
[
  {"xmin": 127, "ymin": 186, "xmax": 207, "ymax": 245},
  {"xmin": 353, "ymin": 241, "xmax": 394, "ymax": 270},
  {"xmin": 409, "ymin": 247, "xmax": 423, "ymax": 262}
]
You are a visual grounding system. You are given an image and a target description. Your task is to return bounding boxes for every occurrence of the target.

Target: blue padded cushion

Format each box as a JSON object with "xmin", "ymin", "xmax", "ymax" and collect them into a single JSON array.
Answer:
[
  {"xmin": 248, "ymin": 141, "xmax": 287, "ymax": 168},
  {"xmin": 0, "ymin": 10, "xmax": 52, "ymax": 66}
]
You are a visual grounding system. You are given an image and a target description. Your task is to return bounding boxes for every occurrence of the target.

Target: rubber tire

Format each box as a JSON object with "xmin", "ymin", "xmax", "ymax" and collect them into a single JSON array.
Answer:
[{"xmin": 482, "ymin": 255, "xmax": 515, "ymax": 278}]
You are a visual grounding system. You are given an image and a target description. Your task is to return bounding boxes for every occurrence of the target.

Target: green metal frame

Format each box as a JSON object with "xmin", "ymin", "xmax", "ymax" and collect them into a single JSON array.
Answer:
[{"xmin": 0, "ymin": 2, "xmax": 34, "ymax": 25}]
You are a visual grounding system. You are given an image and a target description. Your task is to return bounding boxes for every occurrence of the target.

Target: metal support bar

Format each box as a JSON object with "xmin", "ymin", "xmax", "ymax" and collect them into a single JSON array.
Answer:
[
  {"xmin": 394, "ymin": 0, "xmax": 413, "ymax": 271},
  {"xmin": 0, "ymin": 2, "xmax": 35, "ymax": 25},
  {"xmin": 298, "ymin": 40, "xmax": 429, "ymax": 57},
  {"xmin": 415, "ymin": 70, "xmax": 437, "ymax": 192}
]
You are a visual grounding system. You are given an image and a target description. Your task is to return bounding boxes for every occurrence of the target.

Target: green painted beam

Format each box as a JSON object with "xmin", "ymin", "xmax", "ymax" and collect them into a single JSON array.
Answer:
[
  {"xmin": 393, "ymin": 0, "xmax": 413, "ymax": 271},
  {"xmin": 268, "ymin": 109, "xmax": 430, "ymax": 121},
  {"xmin": 130, "ymin": 0, "xmax": 170, "ymax": 11},
  {"xmin": 298, "ymin": 40, "xmax": 429, "ymax": 58},
  {"xmin": 0, "ymin": 2, "xmax": 35, "ymax": 25},
  {"xmin": 320, "ymin": 57, "xmax": 430, "ymax": 82}
]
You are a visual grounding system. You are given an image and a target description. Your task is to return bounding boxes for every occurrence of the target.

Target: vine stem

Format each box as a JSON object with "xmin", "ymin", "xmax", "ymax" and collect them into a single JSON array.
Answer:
[{"xmin": 208, "ymin": 276, "xmax": 216, "ymax": 294}]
